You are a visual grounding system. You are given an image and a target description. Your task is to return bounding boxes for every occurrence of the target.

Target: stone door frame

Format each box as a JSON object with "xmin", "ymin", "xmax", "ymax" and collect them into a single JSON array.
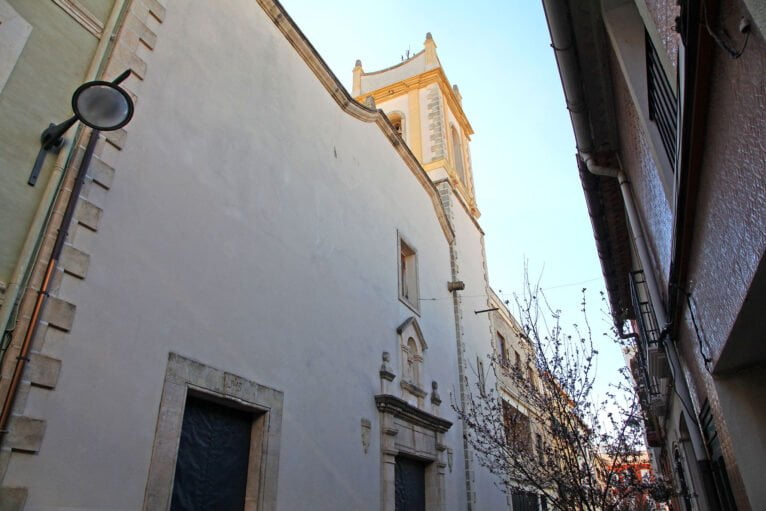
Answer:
[
  {"xmin": 375, "ymin": 394, "xmax": 452, "ymax": 511},
  {"xmin": 143, "ymin": 353, "xmax": 283, "ymax": 511}
]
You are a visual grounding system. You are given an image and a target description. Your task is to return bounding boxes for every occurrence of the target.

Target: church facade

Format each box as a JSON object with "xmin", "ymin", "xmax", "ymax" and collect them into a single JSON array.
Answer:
[{"xmin": 0, "ymin": 0, "xmax": 516, "ymax": 509}]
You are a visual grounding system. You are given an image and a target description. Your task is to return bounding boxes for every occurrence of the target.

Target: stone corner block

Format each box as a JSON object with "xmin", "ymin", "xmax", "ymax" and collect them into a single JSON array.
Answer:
[
  {"xmin": 5, "ymin": 416, "xmax": 45, "ymax": 453},
  {"xmin": 105, "ymin": 128, "xmax": 127, "ymax": 150},
  {"xmin": 26, "ymin": 354, "xmax": 62, "ymax": 389},
  {"xmin": 88, "ymin": 157, "xmax": 115, "ymax": 189},
  {"xmin": 166, "ymin": 354, "xmax": 224, "ymax": 393},
  {"xmin": 75, "ymin": 200, "xmax": 102, "ymax": 232},
  {"xmin": 0, "ymin": 487, "xmax": 28, "ymax": 511},
  {"xmin": 142, "ymin": 0, "xmax": 167, "ymax": 22},
  {"xmin": 60, "ymin": 245, "xmax": 90, "ymax": 279},
  {"xmin": 42, "ymin": 297, "xmax": 76, "ymax": 332}
]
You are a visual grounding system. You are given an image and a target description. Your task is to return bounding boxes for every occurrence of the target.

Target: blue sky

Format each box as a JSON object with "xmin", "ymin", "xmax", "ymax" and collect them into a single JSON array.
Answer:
[{"xmin": 280, "ymin": 0, "xmax": 625, "ymax": 385}]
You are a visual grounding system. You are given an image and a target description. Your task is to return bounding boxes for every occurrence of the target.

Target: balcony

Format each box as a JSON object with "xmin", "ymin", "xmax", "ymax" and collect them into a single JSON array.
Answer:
[{"xmin": 629, "ymin": 270, "xmax": 671, "ymax": 414}]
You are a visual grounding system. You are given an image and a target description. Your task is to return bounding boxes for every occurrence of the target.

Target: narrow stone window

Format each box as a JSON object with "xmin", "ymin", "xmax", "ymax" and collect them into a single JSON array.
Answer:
[
  {"xmin": 535, "ymin": 433, "xmax": 544, "ymax": 463},
  {"xmin": 406, "ymin": 337, "xmax": 421, "ymax": 386},
  {"xmin": 388, "ymin": 111, "xmax": 405, "ymax": 138},
  {"xmin": 497, "ymin": 333, "xmax": 508, "ymax": 367},
  {"xmin": 399, "ymin": 236, "xmax": 419, "ymax": 311}
]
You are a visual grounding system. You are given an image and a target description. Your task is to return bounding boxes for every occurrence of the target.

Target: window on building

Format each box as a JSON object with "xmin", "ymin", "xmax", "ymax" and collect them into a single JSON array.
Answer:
[
  {"xmin": 477, "ymin": 356, "xmax": 487, "ymax": 396},
  {"xmin": 497, "ymin": 333, "xmax": 508, "ymax": 367},
  {"xmin": 700, "ymin": 400, "xmax": 737, "ymax": 510},
  {"xmin": 450, "ymin": 125, "xmax": 467, "ymax": 185},
  {"xmin": 515, "ymin": 350, "xmax": 522, "ymax": 372},
  {"xmin": 399, "ymin": 237, "xmax": 419, "ymax": 310},
  {"xmin": 405, "ymin": 337, "xmax": 422, "ymax": 387},
  {"xmin": 536, "ymin": 433, "xmax": 544, "ymax": 463},
  {"xmin": 502, "ymin": 401, "xmax": 531, "ymax": 451},
  {"xmin": 511, "ymin": 491, "xmax": 539, "ymax": 511},
  {"xmin": 645, "ymin": 30, "xmax": 677, "ymax": 170},
  {"xmin": 388, "ymin": 112, "xmax": 405, "ymax": 138}
]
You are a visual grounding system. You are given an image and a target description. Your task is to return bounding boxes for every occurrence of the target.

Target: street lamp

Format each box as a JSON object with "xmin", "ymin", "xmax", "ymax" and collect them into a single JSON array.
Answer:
[
  {"xmin": 0, "ymin": 70, "xmax": 136, "ymax": 442},
  {"xmin": 29, "ymin": 69, "xmax": 134, "ymax": 185}
]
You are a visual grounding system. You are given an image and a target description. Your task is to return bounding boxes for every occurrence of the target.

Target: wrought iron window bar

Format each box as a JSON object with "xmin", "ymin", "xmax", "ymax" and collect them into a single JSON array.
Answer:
[{"xmin": 646, "ymin": 31, "xmax": 678, "ymax": 170}]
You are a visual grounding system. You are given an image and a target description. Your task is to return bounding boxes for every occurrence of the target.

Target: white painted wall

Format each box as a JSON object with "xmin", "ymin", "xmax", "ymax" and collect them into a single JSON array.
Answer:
[
  {"xmin": 5, "ymin": 1, "xmax": 475, "ymax": 509},
  {"xmin": 360, "ymin": 52, "xmax": 427, "ymax": 94}
]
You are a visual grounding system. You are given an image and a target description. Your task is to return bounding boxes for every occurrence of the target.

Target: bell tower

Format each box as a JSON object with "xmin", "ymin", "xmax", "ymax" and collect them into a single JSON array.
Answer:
[{"xmin": 353, "ymin": 33, "xmax": 479, "ymax": 217}]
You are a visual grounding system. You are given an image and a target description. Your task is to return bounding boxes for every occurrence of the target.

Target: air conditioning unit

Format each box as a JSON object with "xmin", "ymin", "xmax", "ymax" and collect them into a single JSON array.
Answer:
[
  {"xmin": 650, "ymin": 391, "xmax": 668, "ymax": 418},
  {"xmin": 647, "ymin": 344, "xmax": 670, "ymax": 379}
]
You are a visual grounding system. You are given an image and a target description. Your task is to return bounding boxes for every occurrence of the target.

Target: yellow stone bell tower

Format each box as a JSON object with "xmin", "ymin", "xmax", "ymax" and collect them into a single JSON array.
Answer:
[{"xmin": 353, "ymin": 33, "xmax": 479, "ymax": 217}]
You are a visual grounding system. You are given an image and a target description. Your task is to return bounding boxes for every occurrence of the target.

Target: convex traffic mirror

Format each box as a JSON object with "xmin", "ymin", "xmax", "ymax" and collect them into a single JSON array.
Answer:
[
  {"xmin": 29, "ymin": 69, "xmax": 134, "ymax": 186},
  {"xmin": 72, "ymin": 80, "xmax": 134, "ymax": 131}
]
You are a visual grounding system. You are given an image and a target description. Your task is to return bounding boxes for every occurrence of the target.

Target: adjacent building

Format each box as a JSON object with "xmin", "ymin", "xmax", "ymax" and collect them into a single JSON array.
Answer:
[
  {"xmin": 543, "ymin": 0, "xmax": 765, "ymax": 509},
  {"xmin": 0, "ymin": 0, "xmax": 519, "ymax": 509}
]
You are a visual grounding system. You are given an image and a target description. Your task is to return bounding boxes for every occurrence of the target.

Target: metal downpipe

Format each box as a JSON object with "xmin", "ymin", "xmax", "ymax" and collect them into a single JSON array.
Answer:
[{"xmin": 0, "ymin": 130, "xmax": 100, "ymax": 442}]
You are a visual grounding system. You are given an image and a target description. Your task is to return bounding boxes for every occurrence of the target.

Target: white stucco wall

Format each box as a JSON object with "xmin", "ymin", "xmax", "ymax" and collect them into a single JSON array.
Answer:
[
  {"xmin": 360, "ymin": 52, "xmax": 427, "ymax": 94},
  {"xmin": 5, "ymin": 1, "xmax": 473, "ymax": 509}
]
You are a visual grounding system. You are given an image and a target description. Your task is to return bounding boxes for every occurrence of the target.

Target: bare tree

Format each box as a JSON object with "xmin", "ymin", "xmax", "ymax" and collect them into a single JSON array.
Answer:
[{"xmin": 454, "ymin": 276, "xmax": 672, "ymax": 511}]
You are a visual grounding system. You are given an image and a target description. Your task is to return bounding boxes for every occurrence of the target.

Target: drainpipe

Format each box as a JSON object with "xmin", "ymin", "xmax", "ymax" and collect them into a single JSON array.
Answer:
[
  {"xmin": 542, "ymin": 0, "xmax": 593, "ymax": 155},
  {"xmin": 542, "ymin": 0, "xmax": 709, "ymax": 462},
  {"xmin": 580, "ymin": 155, "xmax": 707, "ymax": 460},
  {"xmin": 580, "ymin": 156, "xmax": 667, "ymax": 325},
  {"xmin": 0, "ymin": 130, "xmax": 100, "ymax": 442},
  {"xmin": 0, "ymin": 0, "xmax": 128, "ymax": 353}
]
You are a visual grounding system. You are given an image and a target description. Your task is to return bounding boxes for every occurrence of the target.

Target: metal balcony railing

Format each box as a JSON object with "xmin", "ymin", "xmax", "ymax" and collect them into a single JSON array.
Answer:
[
  {"xmin": 646, "ymin": 31, "xmax": 678, "ymax": 170},
  {"xmin": 629, "ymin": 270, "xmax": 662, "ymax": 395}
]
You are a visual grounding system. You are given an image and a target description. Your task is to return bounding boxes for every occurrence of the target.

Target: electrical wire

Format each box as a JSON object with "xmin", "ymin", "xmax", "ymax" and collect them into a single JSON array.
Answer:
[
  {"xmin": 419, "ymin": 277, "xmax": 602, "ymax": 302},
  {"xmin": 684, "ymin": 292, "xmax": 713, "ymax": 372},
  {"xmin": 701, "ymin": 2, "xmax": 751, "ymax": 59}
]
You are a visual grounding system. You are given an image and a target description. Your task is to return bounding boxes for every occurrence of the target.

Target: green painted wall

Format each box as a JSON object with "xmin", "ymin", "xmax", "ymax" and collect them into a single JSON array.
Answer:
[
  {"xmin": 78, "ymin": 0, "xmax": 114, "ymax": 24},
  {"xmin": 0, "ymin": 0, "xmax": 114, "ymax": 291}
]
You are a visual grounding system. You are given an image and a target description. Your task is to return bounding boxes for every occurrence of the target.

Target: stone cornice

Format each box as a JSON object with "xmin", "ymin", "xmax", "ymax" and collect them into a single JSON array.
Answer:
[
  {"xmin": 375, "ymin": 394, "xmax": 452, "ymax": 433},
  {"xmin": 254, "ymin": 0, "xmax": 454, "ymax": 244},
  {"xmin": 356, "ymin": 67, "xmax": 474, "ymax": 138}
]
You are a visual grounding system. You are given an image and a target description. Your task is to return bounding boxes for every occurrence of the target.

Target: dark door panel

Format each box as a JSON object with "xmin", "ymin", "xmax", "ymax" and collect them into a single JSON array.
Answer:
[
  {"xmin": 170, "ymin": 397, "xmax": 252, "ymax": 510},
  {"xmin": 395, "ymin": 456, "xmax": 426, "ymax": 511}
]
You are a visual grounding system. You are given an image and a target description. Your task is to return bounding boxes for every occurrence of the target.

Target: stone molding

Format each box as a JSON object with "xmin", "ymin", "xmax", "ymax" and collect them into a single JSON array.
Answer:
[
  {"xmin": 51, "ymin": 0, "xmax": 103, "ymax": 37},
  {"xmin": 143, "ymin": 353, "xmax": 283, "ymax": 511},
  {"xmin": 376, "ymin": 393, "xmax": 451, "ymax": 511},
  {"xmin": 374, "ymin": 394, "xmax": 451, "ymax": 434}
]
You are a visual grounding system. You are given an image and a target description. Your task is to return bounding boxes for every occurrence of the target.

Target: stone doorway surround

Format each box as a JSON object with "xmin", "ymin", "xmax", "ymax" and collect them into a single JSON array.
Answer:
[
  {"xmin": 143, "ymin": 353, "xmax": 283, "ymax": 511},
  {"xmin": 375, "ymin": 392, "xmax": 452, "ymax": 511}
]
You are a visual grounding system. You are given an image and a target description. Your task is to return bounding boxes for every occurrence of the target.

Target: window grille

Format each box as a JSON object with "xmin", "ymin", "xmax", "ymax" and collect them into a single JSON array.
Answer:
[
  {"xmin": 646, "ymin": 31, "xmax": 678, "ymax": 170},
  {"xmin": 699, "ymin": 401, "xmax": 738, "ymax": 510}
]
